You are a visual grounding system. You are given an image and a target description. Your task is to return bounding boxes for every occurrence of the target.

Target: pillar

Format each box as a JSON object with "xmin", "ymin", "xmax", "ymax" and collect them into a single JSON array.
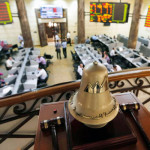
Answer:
[
  {"xmin": 63, "ymin": 9, "xmax": 68, "ymax": 35},
  {"xmin": 78, "ymin": 0, "xmax": 85, "ymax": 43},
  {"xmin": 16, "ymin": 0, "xmax": 33, "ymax": 47},
  {"xmin": 128, "ymin": 0, "xmax": 143, "ymax": 49}
]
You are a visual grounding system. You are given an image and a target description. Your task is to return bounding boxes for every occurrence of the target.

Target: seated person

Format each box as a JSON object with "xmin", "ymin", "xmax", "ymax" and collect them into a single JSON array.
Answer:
[
  {"xmin": 0, "ymin": 72, "xmax": 3, "ymax": 77},
  {"xmin": 18, "ymin": 33, "xmax": 24, "ymax": 48},
  {"xmin": 36, "ymin": 66, "xmax": 48, "ymax": 84},
  {"xmin": 103, "ymin": 51, "xmax": 111, "ymax": 64},
  {"xmin": 91, "ymin": 35, "xmax": 98, "ymax": 41},
  {"xmin": 85, "ymin": 37, "xmax": 90, "ymax": 44},
  {"xmin": 6, "ymin": 56, "xmax": 16, "ymax": 70},
  {"xmin": 0, "ymin": 41, "xmax": 11, "ymax": 56},
  {"xmin": 0, "ymin": 80, "xmax": 7, "ymax": 88},
  {"xmin": 36, "ymin": 56, "xmax": 46, "ymax": 68},
  {"xmin": 111, "ymin": 64, "xmax": 122, "ymax": 72},
  {"xmin": 77, "ymin": 63, "xmax": 84, "ymax": 77},
  {"xmin": 20, "ymin": 40, "xmax": 24, "ymax": 48}
]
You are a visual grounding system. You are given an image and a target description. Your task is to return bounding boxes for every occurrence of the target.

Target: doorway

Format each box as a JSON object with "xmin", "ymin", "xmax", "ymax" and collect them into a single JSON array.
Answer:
[
  {"xmin": 45, "ymin": 22, "xmax": 60, "ymax": 43},
  {"xmin": 45, "ymin": 22, "xmax": 67, "ymax": 44},
  {"xmin": 35, "ymin": 9, "xmax": 68, "ymax": 47}
]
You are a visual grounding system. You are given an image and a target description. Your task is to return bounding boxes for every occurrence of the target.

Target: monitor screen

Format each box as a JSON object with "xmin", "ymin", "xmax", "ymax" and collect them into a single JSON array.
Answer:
[
  {"xmin": 145, "ymin": 6, "xmax": 150, "ymax": 27},
  {"xmin": 40, "ymin": 5, "xmax": 63, "ymax": 19},
  {"xmin": 90, "ymin": 2, "xmax": 130, "ymax": 23},
  {"xmin": 0, "ymin": 1, "xmax": 13, "ymax": 25}
]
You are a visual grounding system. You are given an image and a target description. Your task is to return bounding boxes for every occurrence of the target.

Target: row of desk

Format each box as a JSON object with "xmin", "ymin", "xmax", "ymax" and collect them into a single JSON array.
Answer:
[
  {"xmin": 75, "ymin": 36, "xmax": 150, "ymax": 71},
  {"xmin": 116, "ymin": 47, "xmax": 150, "ymax": 68},
  {"xmin": 117, "ymin": 34, "xmax": 150, "ymax": 57},
  {"xmin": 92, "ymin": 34, "xmax": 150, "ymax": 69},
  {"xmin": 97, "ymin": 34, "xmax": 123, "ymax": 52},
  {"xmin": 75, "ymin": 44, "xmax": 113, "ymax": 72},
  {"xmin": 0, "ymin": 48, "xmax": 40, "ymax": 98}
]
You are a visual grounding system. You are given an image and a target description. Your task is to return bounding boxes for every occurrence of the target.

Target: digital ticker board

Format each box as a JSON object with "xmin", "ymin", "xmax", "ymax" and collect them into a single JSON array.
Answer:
[
  {"xmin": 145, "ymin": 6, "xmax": 150, "ymax": 27},
  {"xmin": 90, "ymin": 2, "xmax": 130, "ymax": 23},
  {"xmin": 0, "ymin": 0, "xmax": 13, "ymax": 25}
]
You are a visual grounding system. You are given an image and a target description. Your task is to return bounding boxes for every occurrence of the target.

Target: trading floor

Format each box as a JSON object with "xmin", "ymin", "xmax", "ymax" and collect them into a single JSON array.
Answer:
[{"xmin": 37, "ymin": 43, "xmax": 75, "ymax": 85}]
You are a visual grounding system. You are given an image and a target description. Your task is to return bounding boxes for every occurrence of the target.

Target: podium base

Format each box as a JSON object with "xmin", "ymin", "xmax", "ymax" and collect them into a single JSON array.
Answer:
[{"xmin": 64, "ymin": 102, "xmax": 137, "ymax": 150}]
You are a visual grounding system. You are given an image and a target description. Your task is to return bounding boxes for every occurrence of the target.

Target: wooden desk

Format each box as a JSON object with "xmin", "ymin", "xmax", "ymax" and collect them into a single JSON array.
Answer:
[{"xmin": 34, "ymin": 92, "xmax": 150, "ymax": 150}]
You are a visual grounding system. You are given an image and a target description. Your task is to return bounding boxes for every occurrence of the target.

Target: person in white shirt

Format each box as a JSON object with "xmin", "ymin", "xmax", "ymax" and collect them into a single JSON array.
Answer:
[
  {"xmin": 36, "ymin": 66, "xmax": 48, "ymax": 84},
  {"xmin": 67, "ymin": 31, "xmax": 72, "ymax": 46},
  {"xmin": 55, "ymin": 34, "xmax": 60, "ymax": 42},
  {"xmin": 110, "ymin": 48, "xmax": 117, "ymax": 63},
  {"xmin": 18, "ymin": 33, "xmax": 24, "ymax": 47},
  {"xmin": 6, "ymin": 57, "xmax": 15, "ymax": 70},
  {"xmin": 21, "ymin": 41, "xmax": 24, "ymax": 48},
  {"xmin": 111, "ymin": 64, "xmax": 122, "ymax": 72},
  {"xmin": 62, "ymin": 39, "xmax": 67, "ymax": 58},
  {"xmin": 77, "ymin": 63, "xmax": 83, "ymax": 77}
]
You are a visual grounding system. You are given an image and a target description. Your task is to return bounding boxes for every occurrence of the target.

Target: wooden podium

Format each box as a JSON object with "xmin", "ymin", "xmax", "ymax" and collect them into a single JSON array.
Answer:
[{"xmin": 34, "ymin": 93, "xmax": 150, "ymax": 150}]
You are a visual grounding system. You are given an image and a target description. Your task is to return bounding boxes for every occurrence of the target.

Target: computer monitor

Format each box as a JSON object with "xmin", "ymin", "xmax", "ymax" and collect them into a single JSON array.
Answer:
[{"xmin": 21, "ymin": 75, "xmax": 27, "ymax": 83}]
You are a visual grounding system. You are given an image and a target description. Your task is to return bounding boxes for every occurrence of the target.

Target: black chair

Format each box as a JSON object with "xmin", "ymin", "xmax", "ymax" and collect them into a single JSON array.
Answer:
[
  {"xmin": 75, "ymin": 71, "xmax": 81, "ymax": 80},
  {"xmin": 44, "ymin": 53, "xmax": 53, "ymax": 59},
  {"xmin": 21, "ymin": 75, "xmax": 27, "ymax": 83},
  {"xmin": 17, "ymin": 84, "xmax": 24, "ymax": 93},
  {"xmin": 30, "ymin": 47, "xmax": 34, "ymax": 50},
  {"xmin": 4, "ymin": 90, "xmax": 12, "ymax": 97},
  {"xmin": 5, "ymin": 63, "xmax": 11, "ymax": 70},
  {"xmin": 26, "ymin": 61, "xmax": 31, "ymax": 66},
  {"xmin": 44, "ymin": 53, "xmax": 53, "ymax": 65},
  {"xmin": 10, "ymin": 44, "xmax": 18, "ymax": 54},
  {"xmin": 46, "ymin": 60, "xmax": 52, "ymax": 67}
]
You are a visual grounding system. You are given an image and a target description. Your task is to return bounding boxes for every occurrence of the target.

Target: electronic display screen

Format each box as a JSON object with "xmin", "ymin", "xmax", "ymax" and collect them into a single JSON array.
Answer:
[
  {"xmin": 0, "ymin": 1, "xmax": 13, "ymax": 25},
  {"xmin": 145, "ymin": 6, "xmax": 150, "ymax": 27},
  {"xmin": 40, "ymin": 6, "xmax": 63, "ymax": 19},
  {"xmin": 90, "ymin": 2, "xmax": 130, "ymax": 23}
]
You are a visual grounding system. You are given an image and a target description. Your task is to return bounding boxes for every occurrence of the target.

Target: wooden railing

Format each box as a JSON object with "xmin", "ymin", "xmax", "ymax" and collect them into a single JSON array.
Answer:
[
  {"xmin": 0, "ymin": 67, "xmax": 150, "ymax": 107},
  {"xmin": 0, "ymin": 67, "xmax": 150, "ymax": 150}
]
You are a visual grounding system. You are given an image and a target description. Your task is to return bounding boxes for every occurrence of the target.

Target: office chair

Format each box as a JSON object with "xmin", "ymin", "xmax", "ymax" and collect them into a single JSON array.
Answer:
[
  {"xmin": 30, "ymin": 47, "xmax": 34, "ymax": 50},
  {"xmin": 75, "ymin": 71, "xmax": 81, "ymax": 80},
  {"xmin": 44, "ymin": 53, "xmax": 53, "ymax": 59},
  {"xmin": 29, "ymin": 52, "xmax": 33, "ymax": 55},
  {"xmin": 26, "ymin": 61, "xmax": 31, "ymax": 66},
  {"xmin": 17, "ymin": 84, "xmax": 24, "ymax": 93},
  {"xmin": 5, "ymin": 63, "xmax": 11, "ymax": 70},
  {"xmin": 4, "ymin": 90, "xmax": 12, "ymax": 97},
  {"xmin": 43, "ymin": 53, "xmax": 53, "ymax": 66},
  {"xmin": 21, "ymin": 75, "xmax": 27, "ymax": 83}
]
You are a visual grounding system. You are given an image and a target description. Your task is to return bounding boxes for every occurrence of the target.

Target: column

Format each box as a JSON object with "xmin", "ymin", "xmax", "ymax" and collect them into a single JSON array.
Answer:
[
  {"xmin": 16, "ymin": 0, "xmax": 33, "ymax": 47},
  {"xmin": 63, "ymin": 9, "xmax": 68, "ymax": 36},
  {"xmin": 78, "ymin": 0, "xmax": 85, "ymax": 43},
  {"xmin": 128, "ymin": 0, "xmax": 143, "ymax": 49}
]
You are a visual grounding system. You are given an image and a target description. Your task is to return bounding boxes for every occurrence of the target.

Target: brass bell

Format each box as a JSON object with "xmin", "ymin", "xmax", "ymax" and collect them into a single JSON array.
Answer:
[{"xmin": 68, "ymin": 61, "xmax": 119, "ymax": 128}]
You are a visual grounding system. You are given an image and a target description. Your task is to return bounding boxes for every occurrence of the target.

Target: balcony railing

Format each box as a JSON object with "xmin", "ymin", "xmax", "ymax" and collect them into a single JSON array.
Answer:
[{"xmin": 0, "ymin": 67, "xmax": 150, "ymax": 150}]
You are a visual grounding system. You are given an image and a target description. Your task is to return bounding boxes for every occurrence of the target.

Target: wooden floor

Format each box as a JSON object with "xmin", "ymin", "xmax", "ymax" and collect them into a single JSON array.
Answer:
[{"xmin": 36, "ymin": 42, "xmax": 76, "ymax": 85}]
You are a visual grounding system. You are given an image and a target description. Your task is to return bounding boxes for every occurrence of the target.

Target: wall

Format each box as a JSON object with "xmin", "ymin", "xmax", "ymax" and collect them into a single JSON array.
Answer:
[
  {"xmin": 85, "ymin": 0, "xmax": 134, "ymax": 38},
  {"xmin": 0, "ymin": 0, "xmax": 21, "ymax": 45},
  {"xmin": 0, "ymin": 0, "xmax": 150, "ymax": 46},
  {"xmin": 85, "ymin": 0, "xmax": 150, "ymax": 39},
  {"xmin": 0, "ymin": 0, "xmax": 77, "ymax": 46}
]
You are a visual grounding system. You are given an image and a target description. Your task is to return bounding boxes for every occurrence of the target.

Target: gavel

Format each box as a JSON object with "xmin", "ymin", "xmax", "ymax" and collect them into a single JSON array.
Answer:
[
  {"xmin": 40, "ymin": 116, "xmax": 65, "ymax": 150},
  {"xmin": 120, "ymin": 102, "xmax": 150, "ymax": 149}
]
